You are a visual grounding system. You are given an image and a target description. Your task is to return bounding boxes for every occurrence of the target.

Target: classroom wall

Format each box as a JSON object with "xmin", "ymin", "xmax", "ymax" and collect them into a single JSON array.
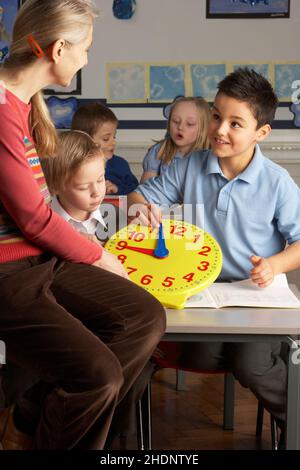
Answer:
[
  {"xmin": 49, "ymin": 0, "xmax": 300, "ymax": 181},
  {"xmin": 81, "ymin": 0, "xmax": 300, "ymax": 143}
]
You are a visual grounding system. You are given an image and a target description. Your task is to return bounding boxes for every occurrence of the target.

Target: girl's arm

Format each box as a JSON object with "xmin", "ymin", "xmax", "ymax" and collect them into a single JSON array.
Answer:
[{"xmin": 140, "ymin": 171, "xmax": 157, "ymax": 183}]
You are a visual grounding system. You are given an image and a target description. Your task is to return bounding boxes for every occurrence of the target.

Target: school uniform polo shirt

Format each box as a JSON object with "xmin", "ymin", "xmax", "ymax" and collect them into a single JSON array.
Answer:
[
  {"xmin": 135, "ymin": 145, "xmax": 300, "ymax": 281},
  {"xmin": 51, "ymin": 196, "xmax": 106, "ymax": 236}
]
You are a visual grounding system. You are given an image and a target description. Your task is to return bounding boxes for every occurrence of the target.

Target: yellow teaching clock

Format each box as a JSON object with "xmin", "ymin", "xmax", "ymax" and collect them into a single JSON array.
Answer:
[{"xmin": 105, "ymin": 219, "xmax": 222, "ymax": 309}]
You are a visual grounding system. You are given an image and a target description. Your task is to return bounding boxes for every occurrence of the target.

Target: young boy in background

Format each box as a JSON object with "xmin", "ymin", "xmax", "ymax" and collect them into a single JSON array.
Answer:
[
  {"xmin": 128, "ymin": 68, "xmax": 300, "ymax": 445},
  {"xmin": 72, "ymin": 103, "xmax": 138, "ymax": 195}
]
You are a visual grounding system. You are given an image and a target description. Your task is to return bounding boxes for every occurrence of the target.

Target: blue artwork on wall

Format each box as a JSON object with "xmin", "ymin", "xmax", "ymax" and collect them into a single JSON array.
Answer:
[
  {"xmin": 275, "ymin": 64, "xmax": 300, "ymax": 100},
  {"xmin": 150, "ymin": 65, "xmax": 185, "ymax": 101},
  {"xmin": 46, "ymin": 96, "xmax": 78, "ymax": 129},
  {"xmin": 108, "ymin": 63, "xmax": 145, "ymax": 101},
  {"xmin": 0, "ymin": 1, "xmax": 20, "ymax": 64},
  {"xmin": 191, "ymin": 64, "xmax": 226, "ymax": 100},
  {"xmin": 207, "ymin": 0, "xmax": 290, "ymax": 18},
  {"xmin": 113, "ymin": 0, "xmax": 136, "ymax": 19},
  {"xmin": 233, "ymin": 63, "xmax": 269, "ymax": 79},
  {"xmin": 290, "ymin": 103, "xmax": 300, "ymax": 128}
]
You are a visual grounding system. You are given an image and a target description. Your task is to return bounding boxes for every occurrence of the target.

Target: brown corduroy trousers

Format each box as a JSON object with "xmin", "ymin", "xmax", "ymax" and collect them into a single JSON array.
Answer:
[{"xmin": 0, "ymin": 254, "xmax": 166, "ymax": 449}]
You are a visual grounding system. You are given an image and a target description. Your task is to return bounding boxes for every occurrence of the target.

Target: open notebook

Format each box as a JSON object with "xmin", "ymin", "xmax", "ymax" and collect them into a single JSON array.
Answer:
[{"xmin": 185, "ymin": 274, "xmax": 300, "ymax": 309}]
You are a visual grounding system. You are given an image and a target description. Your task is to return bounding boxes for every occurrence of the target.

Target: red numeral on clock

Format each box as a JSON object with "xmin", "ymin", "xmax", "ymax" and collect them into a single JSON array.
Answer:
[
  {"xmin": 129, "ymin": 231, "xmax": 145, "ymax": 242},
  {"xmin": 118, "ymin": 254, "xmax": 127, "ymax": 264},
  {"xmin": 198, "ymin": 246, "xmax": 211, "ymax": 257},
  {"xmin": 197, "ymin": 261, "xmax": 210, "ymax": 271},
  {"xmin": 183, "ymin": 272, "xmax": 195, "ymax": 283},
  {"xmin": 116, "ymin": 241, "xmax": 128, "ymax": 250},
  {"xmin": 162, "ymin": 276, "xmax": 175, "ymax": 287},
  {"xmin": 127, "ymin": 266, "xmax": 137, "ymax": 275},
  {"xmin": 141, "ymin": 274, "xmax": 153, "ymax": 285},
  {"xmin": 170, "ymin": 224, "xmax": 187, "ymax": 236}
]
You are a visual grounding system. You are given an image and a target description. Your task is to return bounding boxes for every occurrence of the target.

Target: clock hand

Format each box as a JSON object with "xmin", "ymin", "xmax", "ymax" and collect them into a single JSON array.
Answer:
[
  {"xmin": 124, "ymin": 245, "xmax": 155, "ymax": 256},
  {"xmin": 154, "ymin": 223, "xmax": 169, "ymax": 258}
]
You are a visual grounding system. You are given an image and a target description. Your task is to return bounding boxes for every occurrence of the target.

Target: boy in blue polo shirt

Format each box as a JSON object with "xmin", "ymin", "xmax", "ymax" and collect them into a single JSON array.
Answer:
[{"xmin": 128, "ymin": 68, "xmax": 300, "ymax": 441}]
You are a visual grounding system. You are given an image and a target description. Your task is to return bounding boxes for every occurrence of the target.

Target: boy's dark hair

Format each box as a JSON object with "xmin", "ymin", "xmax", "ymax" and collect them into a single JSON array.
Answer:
[
  {"xmin": 71, "ymin": 103, "xmax": 118, "ymax": 137},
  {"xmin": 217, "ymin": 68, "xmax": 278, "ymax": 128}
]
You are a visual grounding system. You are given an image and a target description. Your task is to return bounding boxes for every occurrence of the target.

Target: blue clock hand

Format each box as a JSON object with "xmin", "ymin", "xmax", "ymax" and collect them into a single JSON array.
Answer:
[{"xmin": 154, "ymin": 223, "xmax": 169, "ymax": 259}]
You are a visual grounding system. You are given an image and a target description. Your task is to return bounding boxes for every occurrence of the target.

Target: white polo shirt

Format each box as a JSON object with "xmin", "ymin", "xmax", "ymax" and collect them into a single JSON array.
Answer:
[{"xmin": 51, "ymin": 196, "xmax": 106, "ymax": 236}]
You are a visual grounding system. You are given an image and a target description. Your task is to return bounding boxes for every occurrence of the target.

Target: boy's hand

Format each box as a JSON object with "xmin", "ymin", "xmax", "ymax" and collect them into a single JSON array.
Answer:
[
  {"xmin": 93, "ymin": 249, "xmax": 129, "ymax": 279},
  {"xmin": 250, "ymin": 255, "xmax": 274, "ymax": 288},
  {"xmin": 128, "ymin": 202, "xmax": 161, "ymax": 229},
  {"xmin": 106, "ymin": 180, "xmax": 118, "ymax": 194}
]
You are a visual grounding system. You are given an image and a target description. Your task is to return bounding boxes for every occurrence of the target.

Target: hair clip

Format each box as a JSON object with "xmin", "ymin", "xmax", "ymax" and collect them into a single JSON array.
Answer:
[{"xmin": 27, "ymin": 35, "xmax": 45, "ymax": 58}]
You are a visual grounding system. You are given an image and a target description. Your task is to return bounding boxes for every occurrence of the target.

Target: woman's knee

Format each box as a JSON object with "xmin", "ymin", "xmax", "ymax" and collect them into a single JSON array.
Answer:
[{"xmin": 67, "ymin": 348, "xmax": 124, "ymax": 395}]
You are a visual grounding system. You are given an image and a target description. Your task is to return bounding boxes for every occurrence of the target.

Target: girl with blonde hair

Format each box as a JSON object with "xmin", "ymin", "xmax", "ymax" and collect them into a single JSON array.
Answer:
[
  {"xmin": 141, "ymin": 96, "xmax": 210, "ymax": 182},
  {"xmin": 0, "ymin": 0, "xmax": 165, "ymax": 450}
]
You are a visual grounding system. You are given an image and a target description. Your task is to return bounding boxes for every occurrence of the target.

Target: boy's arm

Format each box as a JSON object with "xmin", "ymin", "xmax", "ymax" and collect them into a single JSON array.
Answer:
[{"xmin": 250, "ymin": 241, "xmax": 300, "ymax": 288}]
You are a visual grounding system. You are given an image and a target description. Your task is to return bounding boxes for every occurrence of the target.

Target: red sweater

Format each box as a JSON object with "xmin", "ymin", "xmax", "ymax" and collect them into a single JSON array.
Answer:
[{"xmin": 0, "ymin": 88, "xmax": 102, "ymax": 264}]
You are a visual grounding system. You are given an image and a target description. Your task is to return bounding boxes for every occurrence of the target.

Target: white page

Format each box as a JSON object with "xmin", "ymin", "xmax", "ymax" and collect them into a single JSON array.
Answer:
[
  {"xmin": 186, "ymin": 274, "xmax": 300, "ymax": 309},
  {"xmin": 185, "ymin": 288, "xmax": 217, "ymax": 308}
]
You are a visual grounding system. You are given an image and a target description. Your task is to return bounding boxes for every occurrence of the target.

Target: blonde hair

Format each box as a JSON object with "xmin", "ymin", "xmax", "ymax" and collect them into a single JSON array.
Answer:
[
  {"xmin": 42, "ymin": 130, "xmax": 104, "ymax": 194},
  {"xmin": 156, "ymin": 97, "xmax": 211, "ymax": 165},
  {"xmin": 3, "ymin": 0, "xmax": 98, "ymax": 157}
]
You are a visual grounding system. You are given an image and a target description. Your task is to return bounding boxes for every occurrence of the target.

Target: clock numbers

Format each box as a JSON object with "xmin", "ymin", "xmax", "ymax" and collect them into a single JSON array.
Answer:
[
  {"xmin": 141, "ymin": 274, "xmax": 153, "ymax": 285},
  {"xmin": 197, "ymin": 261, "xmax": 210, "ymax": 271},
  {"xmin": 116, "ymin": 241, "xmax": 128, "ymax": 250},
  {"xmin": 128, "ymin": 231, "xmax": 145, "ymax": 242},
  {"xmin": 127, "ymin": 266, "xmax": 137, "ymax": 276},
  {"xmin": 170, "ymin": 224, "xmax": 187, "ymax": 237},
  {"xmin": 198, "ymin": 246, "xmax": 211, "ymax": 257},
  {"xmin": 193, "ymin": 234, "xmax": 201, "ymax": 243},
  {"xmin": 117, "ymin": 254, "xmax": 127, "ymax": 264},
  {"xmin": 183, "ymin": 272, "xmax": 195, "ymax": 283},
  {"xmin": 162, "ymin": 276, "xmax": 175, "ymax": 287}
]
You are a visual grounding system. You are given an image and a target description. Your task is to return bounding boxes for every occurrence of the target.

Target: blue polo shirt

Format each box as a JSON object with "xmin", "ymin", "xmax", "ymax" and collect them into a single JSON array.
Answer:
[
  {"xmin": 135, "ymin": 145, "xmax": 300, "ymax": 281},
  {"xmin": 143, "ymin": 142, "xmax": 186, "ymax": 175}
]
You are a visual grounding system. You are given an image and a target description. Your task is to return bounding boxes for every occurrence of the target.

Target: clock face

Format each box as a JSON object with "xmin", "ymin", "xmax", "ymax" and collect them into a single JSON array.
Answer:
[{"xmin": 105, "ymin": 219, "xmax": 222, "ymax": 309}]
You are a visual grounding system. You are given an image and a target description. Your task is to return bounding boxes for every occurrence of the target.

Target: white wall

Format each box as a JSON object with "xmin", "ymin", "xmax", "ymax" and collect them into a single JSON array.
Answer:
[
  {"xmin": 80, "ymin": 0, "xmax": 300, "ymax": 178},
  {"xmin": 86, "ymin": 0, "xmax": 300, "ymax": 98}
]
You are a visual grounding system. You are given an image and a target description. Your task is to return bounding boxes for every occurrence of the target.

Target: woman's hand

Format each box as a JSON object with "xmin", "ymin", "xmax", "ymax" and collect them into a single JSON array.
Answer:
[{"xmin": 93, "ymin": 249, "xmax": 129, "ymax": 279}]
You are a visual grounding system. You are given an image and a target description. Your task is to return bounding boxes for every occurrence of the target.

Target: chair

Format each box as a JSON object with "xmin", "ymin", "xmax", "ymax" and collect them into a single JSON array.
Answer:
[{"xmin": 135, "ymin": 341, "xmax": 278, "ymax": 450}]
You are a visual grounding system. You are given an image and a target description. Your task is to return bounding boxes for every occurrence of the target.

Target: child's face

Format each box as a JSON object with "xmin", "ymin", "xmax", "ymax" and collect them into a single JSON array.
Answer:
[
  {"xmin": 208, "ymin": 93, "xmax": 270, "ymax": 164},
  {"xmin": 93, "ymin": 122, "xmax": 117, "ymax": 160},
  {"xmin": 58, "ymin": 155, "xmax": 105, "ymax": 221},
  {"xmin": 169, "ymin": 102, "xmax": 199, "ymax": 155}
]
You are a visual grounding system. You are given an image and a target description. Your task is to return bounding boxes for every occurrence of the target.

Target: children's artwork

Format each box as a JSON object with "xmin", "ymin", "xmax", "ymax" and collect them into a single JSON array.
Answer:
[
  {"xmin": 206, "ymin": 0, "xmax": 290, "ymax": 18},
  {"xmin": 107, "ymin": 63, "xmax": 145, "ymax": 102},
  {"xmin": 190, "ymin": 64, "xmax": 226, "ymax": 101},
  {"xmin": 274, "ymin": 64, "xmax": 300, "ymax": 101},
  {"xmin": 112, "ymin": 0, "xmax": 136, "ymax": 19},
  {"xmin": 0, "ymin": 1, "xmax": 21, "ymax": 64},
  {"xmin": 232, "ymin": 63, "xmax": 269, "ymax": 79},
  {"xmin": 290, "ymin": 103, "xmax": 300, "ymax": 128},
  {"xmin": 46, "ymin": 96, "xmax": 78, "ymax": 129},
  {"xmin": 149, "ymin": 65, "xmax": 186, "ymax": 102}
]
